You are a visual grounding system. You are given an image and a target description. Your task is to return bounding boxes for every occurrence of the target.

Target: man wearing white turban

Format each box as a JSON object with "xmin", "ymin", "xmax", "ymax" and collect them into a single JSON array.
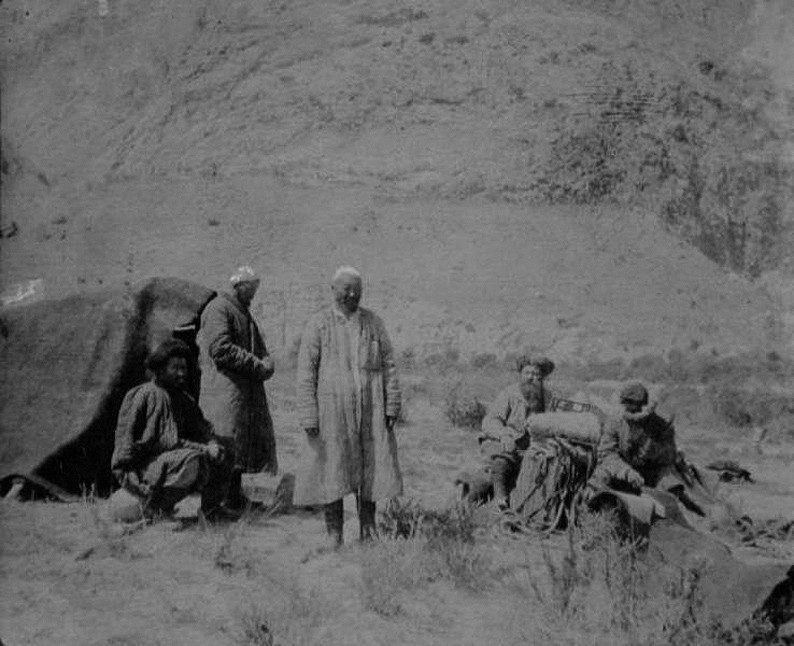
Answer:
[
  {"xmin": 295, "ymin": 266, "xmax": 402, "ymax": 547},
  {"xmin": 197, "ymin": 266, "xmax": 278, "ymax": 507}
]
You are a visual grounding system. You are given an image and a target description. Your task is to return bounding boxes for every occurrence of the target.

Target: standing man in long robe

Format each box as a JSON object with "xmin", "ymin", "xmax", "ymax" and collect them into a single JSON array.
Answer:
[
  {"xmin": 198, "ymin": 266, "xmax": 278, "ymax": 507},
  {"xmin": 295, "ymin": 266, "xmax": 402, "ymax": 547}
]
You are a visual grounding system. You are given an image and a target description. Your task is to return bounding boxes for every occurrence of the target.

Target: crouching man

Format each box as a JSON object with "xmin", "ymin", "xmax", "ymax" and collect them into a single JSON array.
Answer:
[
  {"xmin": 588, "ymin": 382, "xmax": 677, "ymax": 493},
  {"xmin": 110, "ymin": 339, "xmax": 235, "ymax": 521}
]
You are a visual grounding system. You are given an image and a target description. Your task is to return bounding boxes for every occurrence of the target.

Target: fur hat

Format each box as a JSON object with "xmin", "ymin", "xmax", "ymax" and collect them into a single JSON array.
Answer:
[
  {"xmin": 619, "ymin": 382, "xmax": 649, "ymax": 405},
  {"xmin": 516, "ymin": 354, "xmax": 555, "ymax": 377},
  {"xmin": 145, "ymin": 339, "xmax": 192, "ymax": 373}
]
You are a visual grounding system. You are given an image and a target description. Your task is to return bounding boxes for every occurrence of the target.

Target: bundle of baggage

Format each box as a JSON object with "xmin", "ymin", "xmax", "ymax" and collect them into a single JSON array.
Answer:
[
  {"xmin": 457, "ymin": 399, "xmax": 734, "ymax": 536},
  {"xmin": 507, "ymin": 410, "xmax": 602, "ymax": 532}
]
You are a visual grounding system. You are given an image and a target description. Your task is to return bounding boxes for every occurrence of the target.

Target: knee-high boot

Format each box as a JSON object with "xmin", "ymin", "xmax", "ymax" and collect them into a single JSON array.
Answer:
[
  {"xmin": 324, "ymin": 499, "xmax": 344, "ymax": 547},
  {"xmin": 358, "ymin": 497, "xmax": 377, "ymax": 541}
]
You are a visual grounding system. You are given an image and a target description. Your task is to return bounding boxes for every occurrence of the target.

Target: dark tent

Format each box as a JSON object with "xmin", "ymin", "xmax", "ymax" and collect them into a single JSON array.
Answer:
[{"xmin": 0, "ymin": 278, "xmax": 216, "ymax": 500}]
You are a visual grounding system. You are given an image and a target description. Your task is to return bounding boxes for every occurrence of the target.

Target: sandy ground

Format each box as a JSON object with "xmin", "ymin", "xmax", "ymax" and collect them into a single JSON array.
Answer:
[{"xmin": 1, "ymin": 370, "xmax": 793, "ymax": 646}]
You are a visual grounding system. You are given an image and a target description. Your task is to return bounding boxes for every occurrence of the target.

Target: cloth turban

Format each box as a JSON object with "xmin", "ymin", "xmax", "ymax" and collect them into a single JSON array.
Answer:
[
  {"xmin": 332, "ymin": 265, "xmax": 361, "ymax": 282},
  {"xmin": 230, "ymin": 266, "xmax": 259, "ymax": 285}
]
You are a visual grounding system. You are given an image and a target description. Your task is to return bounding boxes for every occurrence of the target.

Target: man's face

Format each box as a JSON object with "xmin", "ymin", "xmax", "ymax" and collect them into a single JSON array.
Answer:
[
  {"xmin": 519, "ymin": 364, "xmax": 544, "ymax": 398},
  {"xmin": 332, "ymin": 275, "xmax": 362, "ymax": 314},
  {"xmin": 159, "ymin": 356, "xmax": 188, "ymax": 390},
  {"xmin": 234, "ymin": 279, "xmax": 260, "ymax": 306},
  {"xmin": 622, "ymin": 400, "xmax": 644, "ymax": 414}
]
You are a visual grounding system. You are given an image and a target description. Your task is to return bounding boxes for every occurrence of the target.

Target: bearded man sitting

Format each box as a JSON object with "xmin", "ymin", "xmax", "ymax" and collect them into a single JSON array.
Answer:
[{"xmin": 477, "ymin": 356, "xmax": 557, "ymax": 510}]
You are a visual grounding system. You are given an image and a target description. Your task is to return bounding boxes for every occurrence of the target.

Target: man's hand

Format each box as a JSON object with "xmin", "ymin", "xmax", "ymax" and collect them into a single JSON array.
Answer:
[
  {"xmin": 621, "ymin": 467, "xmax": 645, "ymax": 491},
  {"xmin": 121, "ymin": 471, "xmax": 151, "ymax": 499},
  {"xmin": 205, "ymin": 441, "xmax": 223, "ymax": 462},
  {"xmin": 499, "ymin": 433, "xmax": 517, "ymax": 453},
  {"xmin": 258, "ymin": 356, "xmax": 275, "ymax": 381},
  {"xmin": 305, "ymin": 426, "xmax": 320, "ymax": 439},
  {"xmin": 386, "ymin": 416, "xmax": 397, "ymax": 432}
]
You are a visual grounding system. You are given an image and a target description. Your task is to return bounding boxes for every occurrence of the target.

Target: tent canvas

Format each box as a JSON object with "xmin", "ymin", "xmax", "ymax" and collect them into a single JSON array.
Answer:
[{"xmin": 0, "ymin": 277, "xmax": 216, "ymax": 499}]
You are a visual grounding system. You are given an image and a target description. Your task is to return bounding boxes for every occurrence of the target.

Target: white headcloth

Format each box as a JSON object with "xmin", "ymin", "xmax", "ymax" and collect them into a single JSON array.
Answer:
[
  {"xmin": 229, "ymin": 265, "xmax": 259, "ymax": 285},
  {"xmin": 332, "ymin": 265, "xmax": 361, "ymax": 282}
]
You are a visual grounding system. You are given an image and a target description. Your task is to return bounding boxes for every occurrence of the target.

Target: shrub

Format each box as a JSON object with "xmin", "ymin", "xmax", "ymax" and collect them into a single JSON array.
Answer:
[
  {"xmin": 470, "ymin": 352, "xmax": 498, "ymax": 369},
  {"xmin": 622, "ymin": 353, "xmax": 671, "ymax": 383},
  {"xmin": 398, "ymin": 347, "xmax": 416, "ymax": 370},
  {"xmin": 534, "ymin": 58, "xmax": 791, "ymax": 277},
  {"xmin": 444, "ymin": 382, "xmax": 487, "ymax": 430},
  {"xmin": 424, "ymin": 348, "xmax": 461, "ymax": 371},
  {"xmin": 573, "ymin": 358, "xmax": 626, "ymax": 382},
  {"xmin": 213, "ymin": 524, "xmax": 259, "ymax": 578},
  {"xmin": 237, "ymin": 607, "xmax": 275, "ymax": 646},
  {"xmin": 708, "ymin": 386, "xmax": 794, "ymax": 429},
  {"xmin": 378, "ymin": 498, "xmax": 427, "ymax": 540}
]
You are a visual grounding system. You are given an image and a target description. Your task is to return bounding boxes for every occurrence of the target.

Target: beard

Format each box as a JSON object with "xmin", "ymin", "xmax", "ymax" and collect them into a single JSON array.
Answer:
[{"xmin": 520, "ymin": 381, "xmax": 544, "ymax": 411}]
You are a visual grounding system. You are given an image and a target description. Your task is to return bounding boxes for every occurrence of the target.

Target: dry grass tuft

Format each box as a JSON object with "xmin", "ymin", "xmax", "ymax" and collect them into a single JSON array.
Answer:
[
  {"xmin": 443, "ymin": 382, "xmax": 487, "ymax": 430},
  {"xmin": 505, "ymin": 509, "xmax": 782, "ymax": 645},
  {"xmin": 236, "ymin": 574, "xmax": 342, "ymax": 646},
  {"xmin": 359, "ymin": 500, "xmax": 495, "ymax": 616},
  {"xmin": 211, "ymin": 521, "xmax": 263, "ymax": 578}
]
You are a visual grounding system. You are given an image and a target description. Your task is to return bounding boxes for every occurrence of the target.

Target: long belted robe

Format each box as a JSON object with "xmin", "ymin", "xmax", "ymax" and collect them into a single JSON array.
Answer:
[
  {"xmin": 197, "ymin": 292, "xmax": 277, "ymax": 473},
  {"xmin": 110, "ymin": 381, "xmax": 214, "ymax": 495},
  {"xmin": 294, "ymin": 306, "xmax": 402, "ymax": 505}
]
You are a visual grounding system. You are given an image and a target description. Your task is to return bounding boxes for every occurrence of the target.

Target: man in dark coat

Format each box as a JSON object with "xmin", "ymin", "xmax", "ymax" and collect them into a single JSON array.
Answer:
[
  {"xmin": 589, "ymin": 382, "xmax": 678, "ymax": 492},
  {"xmin": 198, "ymin": 267, "xmax": 278, "ymax": 507},
  {"xmin": 111, "ymin": 339, "xmax": 234, "ymax": 518}
]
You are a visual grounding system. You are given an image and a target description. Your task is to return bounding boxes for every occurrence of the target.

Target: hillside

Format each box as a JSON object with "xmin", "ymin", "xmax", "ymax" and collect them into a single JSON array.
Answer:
[{"xmin": 1, "ymin": 0, "xmax": 792, "ymax": 360}]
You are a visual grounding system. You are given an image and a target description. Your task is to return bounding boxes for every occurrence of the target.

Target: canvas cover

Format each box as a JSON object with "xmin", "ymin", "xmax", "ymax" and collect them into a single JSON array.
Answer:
[
  {"xmin": 526, "ymin": 411, "xmax": 602, "ymax": 446},
  {"xmin": 645, "ymin": 520, "xmax": 793, "ymax": 632},
  {"xmin": 0, "ymin": 277, "xmax": 216, "ymax": 499}
]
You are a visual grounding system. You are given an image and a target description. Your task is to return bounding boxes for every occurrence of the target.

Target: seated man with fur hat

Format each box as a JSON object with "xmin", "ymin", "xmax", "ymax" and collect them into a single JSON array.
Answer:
[
  {"xmin": 477, "ymin": 355, "xmax": 557, "ymax": 510},
  {"xmin": 589, "ymin": 382, "xmax": 678, "ymax": 493},
  {"xmin": 111, "ymin": 339, "xmax": 235, "ymax": 521}
]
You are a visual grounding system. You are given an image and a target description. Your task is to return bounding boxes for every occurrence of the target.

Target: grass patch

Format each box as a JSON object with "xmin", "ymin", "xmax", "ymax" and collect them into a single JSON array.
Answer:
[
  {"xmin": 443, "ymin": 382, "xmax": 487, "ymax": 430},
  {"xmin": 505, "ymin": 510, "xmax": 783, "ymax": 645},
  {"xmin": 235, "ymin": 576, "xmax": 340, "ymax": 646},
  {"xmin": 359, "ymin": 500, "xmax": 495, "ymax": 616}
]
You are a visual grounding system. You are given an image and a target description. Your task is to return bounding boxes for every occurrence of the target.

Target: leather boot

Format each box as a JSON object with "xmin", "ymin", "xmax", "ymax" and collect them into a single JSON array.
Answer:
[
  {"xmin": 358, "ymin": 498, "xmax": 377, "ymax": 541},
  {"xmin": 491, "ymin": 456, "xmax": 517, "ymax": 511},
  {"xmin": 223, "ymin": 467, "xmax": 247, "ymax": 511},
  {"xmin": 324, "ymin": 499, "xmax": 344, "ymax": 548}
]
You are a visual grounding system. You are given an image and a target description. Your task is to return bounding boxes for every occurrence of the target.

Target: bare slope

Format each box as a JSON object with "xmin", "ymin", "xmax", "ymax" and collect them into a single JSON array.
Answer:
[{"xmin": 1, "ymin": 0, "xmax": 791, "ymax": 359}]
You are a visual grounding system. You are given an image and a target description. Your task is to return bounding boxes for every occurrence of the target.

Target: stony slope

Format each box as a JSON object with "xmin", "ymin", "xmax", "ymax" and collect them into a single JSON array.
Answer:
[{"xmin": 1, "ymin": 0, "xmax": 792, "ymax": 360}]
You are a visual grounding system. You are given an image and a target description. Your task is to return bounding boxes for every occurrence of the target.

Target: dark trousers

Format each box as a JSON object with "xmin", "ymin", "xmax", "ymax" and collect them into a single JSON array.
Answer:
[{"xmin": 491, "ymin": 454, "xmax": 522, "ymax": 503}]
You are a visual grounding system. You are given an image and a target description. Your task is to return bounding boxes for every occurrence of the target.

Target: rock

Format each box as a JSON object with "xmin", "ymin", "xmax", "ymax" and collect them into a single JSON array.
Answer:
[
  {"xmin": 241, "ymin": 472, "xmax": 295, "ymax": 512},
  {"xmin": 107, "ymin": 488, "xmax": 144, "ymax": 523}
]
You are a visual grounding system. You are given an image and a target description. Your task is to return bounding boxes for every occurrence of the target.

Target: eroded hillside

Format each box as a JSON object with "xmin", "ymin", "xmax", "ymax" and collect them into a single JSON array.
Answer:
[{"xmin": 1, "ymin": 0, "xmax": 792, "ymax": 360}]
